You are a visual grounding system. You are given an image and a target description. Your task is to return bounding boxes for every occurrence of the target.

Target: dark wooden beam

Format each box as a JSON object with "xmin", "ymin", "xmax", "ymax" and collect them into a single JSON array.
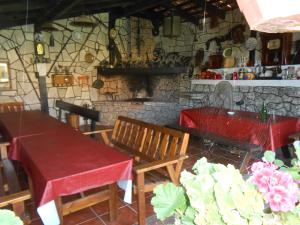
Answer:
[
  {"xmin": 123, "ymin": 0, "xmax": 171, "ymax": 16},
  {"xmin": 0, "ymin": 0, "xmax": 47, "ymax": 13},
  {"xmin": 36, "ymin": 0, "xmax": 83, "ymax": 28},
  {"xmin": 195, "ymin": 0, "xmax": 226, "ymax": 19},
  {"xmin": 77, "ymin": 0, "xmax": 133, "ymax": 9}
]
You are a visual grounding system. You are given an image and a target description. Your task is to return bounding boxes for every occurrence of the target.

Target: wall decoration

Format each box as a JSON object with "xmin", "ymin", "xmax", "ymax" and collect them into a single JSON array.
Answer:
[{"xmin": 0, "ymin": 61, "xmax": 10, "ymax": 83}]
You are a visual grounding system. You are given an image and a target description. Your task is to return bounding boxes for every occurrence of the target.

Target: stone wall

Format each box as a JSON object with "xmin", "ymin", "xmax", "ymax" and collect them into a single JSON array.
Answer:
[
  {"xmin": 1, "ymin": 9, "xmax": 299, "ymax": 125},
  {"xmin": 184, "ymin": 83, "xmax": 300, "ymax": 117},
  {"xmin": 94, "ymin": 101, "xmax": 181, "ymax": 126}
]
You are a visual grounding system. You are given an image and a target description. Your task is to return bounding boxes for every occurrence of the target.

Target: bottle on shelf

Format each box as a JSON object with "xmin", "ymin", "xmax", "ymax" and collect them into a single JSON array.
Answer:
[{"xmin": 260, "ymin": 102, "xmax": 269, "ymax": 122}]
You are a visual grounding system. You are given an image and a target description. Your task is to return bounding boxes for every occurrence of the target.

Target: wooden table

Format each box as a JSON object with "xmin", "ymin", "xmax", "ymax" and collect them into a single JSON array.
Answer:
[
  {"xmin": 179, "ymin": 107, "xmax": 300, "ymax": 151},
  {"xmin": 0, "ymin": 111, "xmax": 133, "ymax": 225}
]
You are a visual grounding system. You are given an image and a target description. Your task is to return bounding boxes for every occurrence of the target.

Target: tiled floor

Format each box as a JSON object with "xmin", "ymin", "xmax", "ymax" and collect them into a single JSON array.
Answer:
[{"xmin": 19, "ymin": 136, "xmax": 256, "ymax": 225}]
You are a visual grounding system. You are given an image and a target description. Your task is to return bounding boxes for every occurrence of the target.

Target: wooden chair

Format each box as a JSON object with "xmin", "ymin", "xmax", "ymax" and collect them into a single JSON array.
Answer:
[
  {"xmin": 95, "ymin": 116, "xmax": 190, "ymax": 225},
  {"xmin": 0, "ymin": 102, "xmax": 24, "ymax": 113},
  {"xmin": 0, "ymin": 142, "xmax": 31, "ymax": 224}
]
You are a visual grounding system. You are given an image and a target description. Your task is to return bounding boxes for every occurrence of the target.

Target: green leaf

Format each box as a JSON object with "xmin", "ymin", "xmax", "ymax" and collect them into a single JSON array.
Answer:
[
  {"xmin": 0, "ymin": 209, "xmax": 23, "ymax": 225},
  {"xmin": 274, "ymin": 159, "xmax": 284, "ymax": 167},
  {"xmin": 151, "ymin": 183, "xmax": 187, "ymax": 220},
  {"xmin": 285, "ymin": 167, "xmax": 300, "ymax": 181},
  {"xmin": 262, "ymin": 151, "xmax": 275, "ymax": 163},
  {"xmin": 181, "ymin": 207, "xmax": 196, "ymax": 225}
]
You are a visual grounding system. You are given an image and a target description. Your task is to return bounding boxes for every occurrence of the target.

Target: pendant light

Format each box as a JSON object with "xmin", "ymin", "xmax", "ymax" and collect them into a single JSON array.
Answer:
[{"xmin": 69, "ymin": 15, "xmax": 97, "ymax": 28}]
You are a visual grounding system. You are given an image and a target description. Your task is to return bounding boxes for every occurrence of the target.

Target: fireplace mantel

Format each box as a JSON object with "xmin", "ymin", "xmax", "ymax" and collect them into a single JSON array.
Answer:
[{"xmin": 97, "ymin": 67, "xmax": 186, "ymax": 76}]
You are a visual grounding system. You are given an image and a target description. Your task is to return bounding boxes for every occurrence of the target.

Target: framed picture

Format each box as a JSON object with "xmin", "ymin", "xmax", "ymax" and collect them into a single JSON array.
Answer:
[{"xmin": 0, "ymin": 61, "xmax": 11, "ymax": 89}]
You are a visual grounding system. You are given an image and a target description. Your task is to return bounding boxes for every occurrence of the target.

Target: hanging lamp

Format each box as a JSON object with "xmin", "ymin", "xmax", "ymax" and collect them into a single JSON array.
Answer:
[
  {"xmin": 69, "ymin": 15, "xmax": 97, "ymax": 27},
  {"xmin": 40, "ymin": 22, "xmax": 59, "ymax": 32},
  {"xmin": 237, "ymin": 0, "xmax": 300, "ymax": 33}
]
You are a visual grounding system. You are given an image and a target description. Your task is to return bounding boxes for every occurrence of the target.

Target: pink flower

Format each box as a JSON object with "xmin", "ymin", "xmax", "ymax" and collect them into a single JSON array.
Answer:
[
  {"xmin": 250, "ymin": 167, "xmax": 275, "ymax": 193},
  {"xmin": 266, "ymin": 185, "xmax": 298, "ymax": 212},
  {"xmin": 269, "ymin": 170, "xmax": 294, "ymax": 187},
  {"xmin": 250, "ymin": 163, "xmax": 299, "ymax": 212},
  {"xmin": 251, "ymin": 161, "xmax": 278, "ymax": 174}
]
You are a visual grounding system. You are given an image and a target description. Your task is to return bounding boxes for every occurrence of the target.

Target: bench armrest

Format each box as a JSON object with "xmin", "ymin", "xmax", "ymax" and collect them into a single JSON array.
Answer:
[
  {"xmin": 134, "ymin": 155, "xmax": 188, "ymax": 174},
  {"xmin": 83, "ymin": 129, "xmax": 113, "ymax": 145},
  {"xmin": 82, "ymin": 129, "xmax": 113, "ymax": 135},
  {"xmin": 0, "ymin": 190, "xmax": 31, "ymax": 208}
]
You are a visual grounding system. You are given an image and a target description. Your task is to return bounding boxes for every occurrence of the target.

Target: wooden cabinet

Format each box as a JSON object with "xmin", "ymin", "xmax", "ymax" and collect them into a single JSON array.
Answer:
[{"xmin": 260, "ymin": 33, "xmax": 292, "ymax": 65}]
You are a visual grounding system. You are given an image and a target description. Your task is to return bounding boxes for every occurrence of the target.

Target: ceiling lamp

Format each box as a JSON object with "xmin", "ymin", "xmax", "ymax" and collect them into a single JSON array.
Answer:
[
  {"xmin": 40, "ymin": 22, "xmax": 59, "ymax": 32},
  {"xmin": 237, "ymin": 0, "xmax": 300, "ymax": 33},
  {"xmin": 69, "ymin": 15, "xmax": 97, "ymax": 27}
]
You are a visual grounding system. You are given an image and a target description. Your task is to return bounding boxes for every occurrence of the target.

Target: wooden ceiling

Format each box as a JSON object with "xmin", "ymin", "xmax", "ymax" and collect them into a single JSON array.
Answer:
[{"xmin": 0, "ymin": 0, "xmax": 238, "ymax": 30}]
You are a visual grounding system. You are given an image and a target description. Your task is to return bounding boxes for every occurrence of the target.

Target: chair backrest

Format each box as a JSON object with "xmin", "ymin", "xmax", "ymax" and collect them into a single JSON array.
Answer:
[
  {"xmin": 0, "ymin": 102, "xmax": 24, "ymax": 113},
  {"xmin": 111, "ymin": 116, "xmax": 190, "ymax": 162},
  {"xmin": 213, "ymin": 81, "xmax": 233, "ymax": 110}
]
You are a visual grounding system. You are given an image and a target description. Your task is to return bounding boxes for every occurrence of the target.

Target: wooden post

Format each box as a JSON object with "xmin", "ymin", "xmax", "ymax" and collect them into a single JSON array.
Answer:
[{"xmin": 38, "ymin": 76, "xmax": 49, "ymax": 113}]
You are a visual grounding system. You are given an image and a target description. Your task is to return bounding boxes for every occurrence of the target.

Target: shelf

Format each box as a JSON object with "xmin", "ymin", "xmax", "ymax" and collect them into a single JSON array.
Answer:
[
  {"xmin": 191, "ymin": 79, "xmax": 300, "ymax": 87},
  {"xmin": 97, "ymin": 67, "xmax": 186, "ymax": 76}
]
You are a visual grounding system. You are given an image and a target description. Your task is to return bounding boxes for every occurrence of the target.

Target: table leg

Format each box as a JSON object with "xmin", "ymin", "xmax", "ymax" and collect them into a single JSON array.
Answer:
[
  {"xmin": 55, "ymin": 197, "xmax": 63, "ymax": 225},
  {"xmin": 109, "ymin": 182, "xmax": 118, "ymax": 222}
]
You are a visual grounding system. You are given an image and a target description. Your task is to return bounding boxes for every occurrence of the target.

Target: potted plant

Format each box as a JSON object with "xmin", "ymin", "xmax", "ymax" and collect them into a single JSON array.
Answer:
[
  {"xmin": 151, "ymin": 141, "xmax": 300, "ymax": 225},
  {"xmin": 0, "ymin": 209, "xmax": 23, "ymax": 225}
]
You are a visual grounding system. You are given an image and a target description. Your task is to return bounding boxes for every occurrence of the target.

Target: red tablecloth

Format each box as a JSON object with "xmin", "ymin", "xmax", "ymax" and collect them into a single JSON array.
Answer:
[
  {"xmin": 0, "ymin": 111, "xmax": 71, "ymax": 159},
  {"xmin": 179, "ymin": 107, "xmax": 300, "ymax": 151},
  {"xmin": 0, "ymin": 111, "xmax": 132, "ymax": 207}
]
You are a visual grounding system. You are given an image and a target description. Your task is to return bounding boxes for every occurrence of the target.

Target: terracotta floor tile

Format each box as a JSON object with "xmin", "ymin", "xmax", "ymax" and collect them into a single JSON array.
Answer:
[
  {"xmin": 77, "ymin": 217, "xmax": 106, "ymax": 225},
  {"xmin": 129, "ymin": 195, "xmax": 155, "ymax": 218},
  {"xmin": 63, "ymin": 208, "xmax": 96, "ymax": 225},
  {"xmin": 29, "ymin": 218, "xmax": 43, "ymax": 225},
  {"xmin": 100, "ymin": 206, "xmax": 137, "ymax": 225}
]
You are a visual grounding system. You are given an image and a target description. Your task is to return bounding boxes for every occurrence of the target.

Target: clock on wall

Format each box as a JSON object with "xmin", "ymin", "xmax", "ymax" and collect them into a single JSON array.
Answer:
[{"xmin": 260, "ymin": 33, "xmax": 292, "ymax": 65}]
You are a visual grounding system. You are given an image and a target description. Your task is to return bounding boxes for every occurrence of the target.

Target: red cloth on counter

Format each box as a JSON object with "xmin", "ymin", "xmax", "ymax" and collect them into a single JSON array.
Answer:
[
  {"xmin": 0, "ymin": 111, "xmax": 132, "ymax": 207},
  {"xmin": 179, "ymin": 107, "xmax": 300, "ymax": 151}
]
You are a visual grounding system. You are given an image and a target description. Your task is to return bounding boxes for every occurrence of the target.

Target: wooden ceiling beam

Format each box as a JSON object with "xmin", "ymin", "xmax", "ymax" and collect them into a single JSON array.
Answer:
[
  {"xmin": 195, "ymin": 0, "xmax": 226, "ymax": 19},
  {"xmin": 0, "ymin": 1, "xmax": 47, "ymax": 13},
  {"xmin": 35, "ymin": 0, "xmax": 83, "ymax": 28},
  {"xmin": 123, "ymin": 0, "xmax": 171, "ymax": 17}
]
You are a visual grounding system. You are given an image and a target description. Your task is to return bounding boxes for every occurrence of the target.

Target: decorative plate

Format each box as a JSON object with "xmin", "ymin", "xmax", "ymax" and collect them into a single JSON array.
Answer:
[{"xmin": 245, "ymin": 37, "xmax": 258, "ymax": 51}]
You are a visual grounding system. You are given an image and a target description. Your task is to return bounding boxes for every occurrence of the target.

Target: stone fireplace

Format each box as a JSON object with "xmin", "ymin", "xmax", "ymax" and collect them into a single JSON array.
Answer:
[{"xmin": 93, "ymin": 73, "xmax": 184, "ymax": 126}]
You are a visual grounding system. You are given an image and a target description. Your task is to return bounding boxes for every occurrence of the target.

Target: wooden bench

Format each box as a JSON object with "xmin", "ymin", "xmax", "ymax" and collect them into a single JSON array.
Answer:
[
  {"xmin": 0, "ymin": 142, "xmax": 31, "ymax": 224},
  {"xmin": 96, "ymin": 116, "xmax": 190, "ymax": 225},
  {"xmin": 56, "ymin": 100, "xmax": 99, "ymax": 132},
  {"xmin": 0, "ymin": 102, "xmax": 24, "ymax": 113}
]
